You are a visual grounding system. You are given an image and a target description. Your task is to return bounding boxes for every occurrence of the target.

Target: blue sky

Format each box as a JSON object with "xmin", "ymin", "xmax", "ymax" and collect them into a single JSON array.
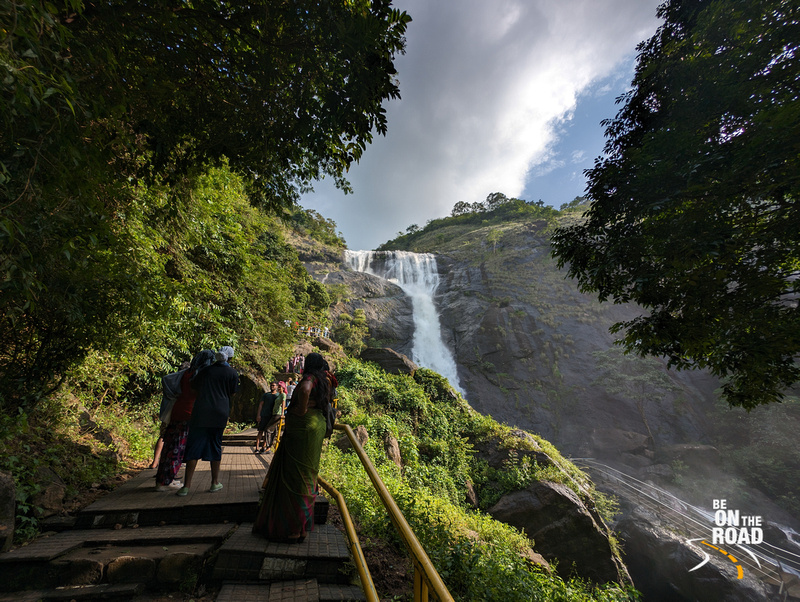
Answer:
[
  {"xmin": 301, "ymin": 0, "xmax": 663, "ymax": 250},
  {"xmin": 520, "ymin": 64, "xmax": 636, "ymax": 207}
]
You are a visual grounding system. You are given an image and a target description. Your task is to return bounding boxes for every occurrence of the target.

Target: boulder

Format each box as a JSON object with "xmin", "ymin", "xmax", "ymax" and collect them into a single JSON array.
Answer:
[
  {"xmin": 157, "ymin": 552, "xmax": 201, "ymax": 584},
  {"xmin": 360, "ymin": 348, "xmax": 418, "ymax": 375},
  {"xmin": 335, "ymin": 425, "xmax": 369, "ymax": 452},
  {"xmin": 489, "ymin": 481, "xmax": 631, "ymax": 585},
  {"xmin": 312, "ymin": 336, "xmax": 343, "ymax": 355},
  {"xmin": 0, "ymin": 470, "xmax": 14, "ymax": 551},
  {"xmin": 229, "ymin": 371, "xmax": 268, "ymax": 423},
  {"xmin": 32, "ymin": 467, "xmax": 66, "ymax": 518},
  {"xmin": 471, "ymin": 437, "xmax": 552, "ymax": 472},
  {"xmin": 52, "ymin": 558, "xmax": 104, "ymax": 586},
  {"xmin": 385, "ymin": 436, "xmax": 403, "ymax": 468},
  {"xmin": 616, "ymin": 507, "xmax": 772, "ymax": 601},
  {"xmin": 522, "ymin": 549, "xmax": 552, "ymax": 572},
  {"xmin": 464, "ymin": 480, "xmax": 479, "ymax": 509},
  {"xmin": 294, "ymin": 341, "xmax": 315, "ymax": 357}
]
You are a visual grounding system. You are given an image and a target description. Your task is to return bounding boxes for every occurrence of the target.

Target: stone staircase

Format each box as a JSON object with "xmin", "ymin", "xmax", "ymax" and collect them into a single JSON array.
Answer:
[
  {"xmin": 214, "ymin": 523, "xmax": 363, "ymax": 601},
  {"xmin": 0, "ymin": 430, "xmax": 367, "ymax": 601}
]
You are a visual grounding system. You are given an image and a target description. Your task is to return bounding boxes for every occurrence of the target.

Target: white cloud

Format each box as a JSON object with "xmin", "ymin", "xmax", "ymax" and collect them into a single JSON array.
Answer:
[{"xmin": 302, "ymin": 0, "xmax": 662, "ymax": 250}]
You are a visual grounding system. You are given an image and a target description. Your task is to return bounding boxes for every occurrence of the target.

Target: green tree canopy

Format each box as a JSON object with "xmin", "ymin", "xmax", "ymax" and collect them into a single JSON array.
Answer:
[
  {"xmin": 4, "ymin": 0, "xmax": 411, "ymax": 208},
  {"xmin": 551, "ymin": 0, "xmax": 800, "ymax": 409},
  {"xmin": 1, "ymin": 1, "xmax": 409, "ymax": 407}
]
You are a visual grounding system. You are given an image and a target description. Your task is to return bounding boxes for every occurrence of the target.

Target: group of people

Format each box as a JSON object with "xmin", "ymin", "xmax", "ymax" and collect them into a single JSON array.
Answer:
[
  {"xmin": 283, "ymin": 321, "xmax": 330, "ymax": 340},
  {"xmin": 153, "ymin": 346, "xmax": 239, "ymax": 496},
  {"xmin": 284, "ymin": 353, "xmax": 305, "ymax": 374},
  {"xmin": 152, "ymin": 348, "xmax": 337, "ymax": 544}
]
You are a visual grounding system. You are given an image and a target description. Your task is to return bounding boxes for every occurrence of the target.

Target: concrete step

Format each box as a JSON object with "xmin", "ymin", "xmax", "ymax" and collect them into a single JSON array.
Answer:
[
  {"xmin": 223, "ymin": 428, "xmax": 258, "ymax": 445},
  {"xmin": 213, "ymin": 524, "xmax": 351, "ymax": 585},
  {"xmin": 216, "ymin": 580, "xmax": 317, "ymax": 602},
  {"xmin": 0, "ymin": 524, "xmax": 234, "ymax": 592},
  {"xmin": 75, "ymin": 447, "xmax": 267, "ymax": 529},
  {"xmin": 215, "ymin": 580, "xmax": 367, "ymax": 602},
  {"xmin": 0, "ymin": 582, "xmax": 145, "ymax": 601},
  {"xmin": 318, "ymin": 582, "xmax": 368, "ymax": 601},
  {"xmin": 223, "ymin": 434, "xmax": 259, "ymax": 446}
]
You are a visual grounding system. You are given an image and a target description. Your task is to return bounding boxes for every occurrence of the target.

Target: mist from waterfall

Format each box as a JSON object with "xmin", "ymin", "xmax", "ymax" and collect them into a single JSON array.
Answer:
[{"xmin": 345, "ymin": 250, "xmax": 464, "ymax": 394}]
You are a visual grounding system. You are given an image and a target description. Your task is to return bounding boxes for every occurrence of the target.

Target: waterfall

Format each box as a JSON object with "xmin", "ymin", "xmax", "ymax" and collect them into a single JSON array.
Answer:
[{"xmin": 345, "ymin": 250, "xmax": 464, "ymax": 394}]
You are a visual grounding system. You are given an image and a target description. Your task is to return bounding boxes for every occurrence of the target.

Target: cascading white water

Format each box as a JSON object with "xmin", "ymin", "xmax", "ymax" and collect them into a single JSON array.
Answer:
[{"xmin": 345, "ymin": 250, "xmax": 464, "ymax": 394}]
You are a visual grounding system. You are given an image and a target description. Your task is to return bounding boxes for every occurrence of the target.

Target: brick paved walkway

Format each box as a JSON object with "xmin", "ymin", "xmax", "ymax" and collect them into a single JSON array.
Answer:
[
  {"xmin": 76, "ymin": 432, "xmax": 271, "ymax": 527},
  {"xmin": 0, "ymin": 428, "xmax": 367, "ymax": 601}
]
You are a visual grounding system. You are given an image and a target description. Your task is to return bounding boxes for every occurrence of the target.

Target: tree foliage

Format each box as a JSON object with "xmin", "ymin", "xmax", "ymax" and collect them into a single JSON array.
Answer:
[
  {"xmin": 61, "ymin": 0, "xmax": 410, "ymax": 204},
  {"xmin": 1, "ymin": 1, "xmax": 409, "ymax": 408},
  {"xmin": 551, "ymin": 0, "xmax": 800, "ymax": 408}
]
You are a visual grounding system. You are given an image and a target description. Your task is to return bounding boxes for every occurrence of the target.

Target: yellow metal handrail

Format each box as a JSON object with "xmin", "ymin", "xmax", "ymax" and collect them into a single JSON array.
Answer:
[
  {"xmin": 328, "ymin": 423, "xmax": 454, "ymax": 602},
  {"xmin": 316, "ymin": 475, "xmax": 380, "ymax": 602}
]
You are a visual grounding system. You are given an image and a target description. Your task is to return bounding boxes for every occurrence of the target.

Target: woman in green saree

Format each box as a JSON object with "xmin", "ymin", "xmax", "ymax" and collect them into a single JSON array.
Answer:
[{"xmin": 252, "ymin": 353, "xmax": 335, "ymax": 542}]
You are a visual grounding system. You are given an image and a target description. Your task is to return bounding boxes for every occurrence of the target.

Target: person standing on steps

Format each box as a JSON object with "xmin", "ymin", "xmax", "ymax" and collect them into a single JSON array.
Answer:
[
  {"xmin": 154, "ymin": 351, "xmax": 214, "ymax": 491},
  {"xmin": 254, "ymin": 381, "xmax": 279, "ymax": 453},
  {"xmin": 272, "ymin": 381, "xmax": 288, "ymax": 444},
  {"xmin": 177, "ymin": 346, "xmax": 239, "ymax": 497},
  {"xmin": 151, "ymin": 360, "xmax": 191, "ymax": 469},
  {"xmin": 252, "ymin": 353, "xmax": 336, "ymax": 543}
]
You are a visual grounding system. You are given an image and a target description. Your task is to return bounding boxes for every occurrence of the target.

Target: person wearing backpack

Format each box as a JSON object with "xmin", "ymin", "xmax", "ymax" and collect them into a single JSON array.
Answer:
[{"xmin": 255, "ymin": 382, "xmax": 280, "ymax": 453}]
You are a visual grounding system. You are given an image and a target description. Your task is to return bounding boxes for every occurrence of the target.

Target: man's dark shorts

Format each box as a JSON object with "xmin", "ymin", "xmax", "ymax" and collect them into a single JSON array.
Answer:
[{"xmin": 185, "ymin": 426, "xmax": 224, "ymax": 462}]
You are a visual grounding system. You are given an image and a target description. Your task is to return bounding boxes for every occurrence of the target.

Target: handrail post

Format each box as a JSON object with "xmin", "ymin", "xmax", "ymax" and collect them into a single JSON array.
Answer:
[
  {"xmin": 317, "ymin": 476, "xmax": 380, "ymax": 602},
  {"xmin": 414, "ymin": 565, "xmax": 424, "ymax": 602},
  {"xmin": 333, "ymin": 424, "xmax": 454, "ymax": 602}
]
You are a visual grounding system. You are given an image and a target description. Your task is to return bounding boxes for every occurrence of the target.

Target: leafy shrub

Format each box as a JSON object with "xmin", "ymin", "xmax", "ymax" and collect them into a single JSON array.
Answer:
[{"xmin": 323, "ymin": 358, "xmax": 638, "ymax": 601}]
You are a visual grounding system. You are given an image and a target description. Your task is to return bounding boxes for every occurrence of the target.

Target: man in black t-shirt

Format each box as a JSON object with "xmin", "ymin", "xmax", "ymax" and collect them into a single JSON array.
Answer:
[
  {"xmin": 255, "ymin": 381, "xmax": 280, "ymax": 453},
  {"xmin": 177, "ymin": 346, "xmax": 239, "ymax": 496}
]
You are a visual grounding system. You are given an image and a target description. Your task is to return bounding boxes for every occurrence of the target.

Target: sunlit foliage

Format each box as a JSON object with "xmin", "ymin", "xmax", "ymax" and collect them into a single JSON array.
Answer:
[{"xmin": 551, "ymin": 0, "xmax": 800, "ymax": 408}]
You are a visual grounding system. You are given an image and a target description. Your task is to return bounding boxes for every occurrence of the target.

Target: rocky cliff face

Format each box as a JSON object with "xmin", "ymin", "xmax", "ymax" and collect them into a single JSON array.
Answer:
[
  {"xmin": 322, "ymin": 269, "xmax": 415, "ymax": 356},
  {"xmin": 294, "ymin": 221, "xmax": 800, "ymax": 599},
  {"xmin": 319, "ymin": 222, "xmax": 722, "ymax": 463},
  {"xmin": 434, "ymin": 241, "xmax": 718, "ymax": 458},
  {"xmin": 301, "ymin": 223, "xmax": 800, "ymax": 510}
]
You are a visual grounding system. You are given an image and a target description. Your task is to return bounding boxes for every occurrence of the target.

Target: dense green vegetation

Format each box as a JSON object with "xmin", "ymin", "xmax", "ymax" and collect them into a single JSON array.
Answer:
[
  {"xmin": 1, "ymin": 0, "xmax": 409, "ymax": 410},
  {"xmin": 0, "ymin": 162, "xmax": 337, "ymax": 541},
  {"xmin": 551, "ymin": 0, "xmax": 800, "ymax": 409},
  {"xmin": 323, "ymin": 359, "xmax": 636, "ymax": 602}
]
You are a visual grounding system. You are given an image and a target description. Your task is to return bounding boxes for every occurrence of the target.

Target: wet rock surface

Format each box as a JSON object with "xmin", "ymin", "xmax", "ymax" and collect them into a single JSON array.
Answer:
[
  {"xmin": 359, "ymin": 347, "xmax": 417, "ymax": 375},
  {"xmin": 616, "ymin": 507, "xmax": 772, "ymax": 601},
  {"xmin": 324, "ymin": 270, "xmax": 415, "ymax": 356},
  {"xmin": 489, "ymin": 480, "xmax": 632, "ymax": 585}
]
